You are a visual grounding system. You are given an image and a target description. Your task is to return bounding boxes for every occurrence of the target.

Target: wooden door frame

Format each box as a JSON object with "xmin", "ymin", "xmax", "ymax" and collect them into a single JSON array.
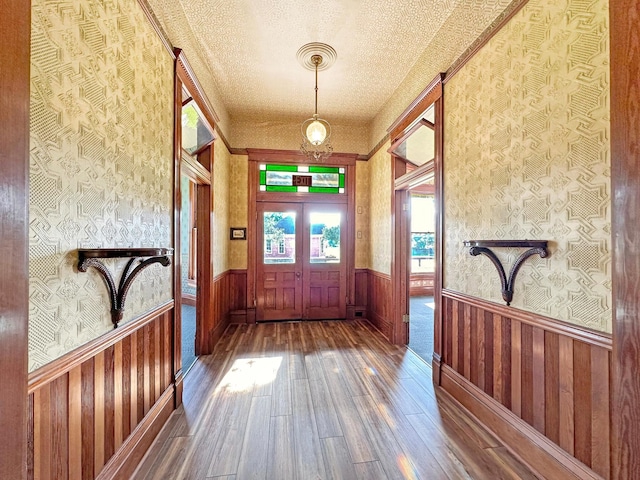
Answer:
[
  {"xmin": 173, "ymin": 50, "xmax": 217, "ymax": 405},
  {"xmin": 388, "ymin": 75, "xmax": 444, "ymax": 364},
  {"xmin": 0, "ymin": 0, "xmax": 30, "ymax": 477},
  {"xmin": 610, "ymin": 0, "xmax": 640, "ymax": 476},
  {"xmin": 246, "ymin": 149, "xmax": 357, "ymax": 323}
]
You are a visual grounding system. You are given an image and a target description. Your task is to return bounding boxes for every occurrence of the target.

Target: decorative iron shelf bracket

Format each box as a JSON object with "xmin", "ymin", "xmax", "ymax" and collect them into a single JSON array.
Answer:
[
  {"xmin": 77, "ymin": 248, "xmax": 173, "ymax": 328},
  {"xmin": 463, "ymin": 240, "xmax": 549, "ymax": 306}
]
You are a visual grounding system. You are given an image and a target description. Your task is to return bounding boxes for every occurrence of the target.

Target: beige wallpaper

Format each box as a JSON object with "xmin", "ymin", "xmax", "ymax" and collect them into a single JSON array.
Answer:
[
  {"xmin": 230, "ymin": 114, "xmax": 370, "ymax": 155},
  {"xmin": 143, "ymin": 0, "xmax": 230, "ymax": 136},
  {"xmin": 443, "ymin": 0, "xmax": 611, "ymax": 332},
  {"xmin": 213, "ymin": 138, "xmax": 231, "ymax": 275},
  {"xmin": 369, "ymin": 0, "xmax": 523, "ymax": 151},
  {"xmin": 29, "ymin": 0, "xmax": 174, "ymax": 371},
  {"xmin": 355, "ymin": 161, "xmax": 371, "ymax": 269},
  {"xmin": 368, "ymin": 143, "xmax": 392, "ymax": 274},
  {"xmin": 228, "ymin": 155, "xmax": 249, "ymax": 270}
]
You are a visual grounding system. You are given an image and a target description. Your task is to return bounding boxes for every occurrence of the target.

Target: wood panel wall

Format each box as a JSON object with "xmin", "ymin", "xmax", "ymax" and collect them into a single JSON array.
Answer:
[
  {"xmin": 228, "ymin": 269, "xmax": 248, "ymax": 323},
  {"xmin": 27, "ymin": 303, "xmax": 175, "ymax": 480},
  {"xmin": 354, "ymin": 269, "xmax": 368, "ymax": 317},
  {"xmin": 209, "ymin": 270, "xmax": 242, "ymax": 347},
  {"xmin": 366, "ymin": 270, "xmax": 393, "ymax": 340},
  {"xmin": 440, "ymin": 290, "xmax": 611, "ymax": 479}
]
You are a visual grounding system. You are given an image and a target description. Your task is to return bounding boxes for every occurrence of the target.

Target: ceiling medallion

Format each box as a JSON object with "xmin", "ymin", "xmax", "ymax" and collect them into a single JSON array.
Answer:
[{"xmin": 298, "ymin": 43, "xmax": 336, "ymax": 162}]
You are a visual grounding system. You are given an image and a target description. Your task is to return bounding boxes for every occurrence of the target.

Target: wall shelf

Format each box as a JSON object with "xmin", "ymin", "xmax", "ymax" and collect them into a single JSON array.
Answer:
[
  {"xmin": 463, "ymin": 240, "xmax": 549, "ymax": 305},
  {"xmin": 77, "ymin": 248, "xmax": 173, "ymax": 327}
]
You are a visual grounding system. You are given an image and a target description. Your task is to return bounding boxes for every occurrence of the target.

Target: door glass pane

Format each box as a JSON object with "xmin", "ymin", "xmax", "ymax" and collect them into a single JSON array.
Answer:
[
  {"xmin": 263, "ymin": 211, "xmax": 296, "ymax": 264},
  {"xmin": 310, "ymin": 212, "xmax": 341, "ymax": 263}
]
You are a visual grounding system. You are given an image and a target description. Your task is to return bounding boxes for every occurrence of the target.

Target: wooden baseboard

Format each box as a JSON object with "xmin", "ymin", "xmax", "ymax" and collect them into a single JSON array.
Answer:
[
  {"xmin": 229, "ymin": 310, "xmax": 247, "ymax": 323},
  {"xmin": 96, "ymin": 386, "xmax": 174, "ymax": 480},
  {"xmin": 210, "ymin": 312, "xmax": 231, "ymax": 349},
  {"xmin": 182, "ymin": 293, "xmax": 196, "ymax": 306},
  {"xmin": 440, "ymin": 365, "xmax": 602, "ymax": 480}
]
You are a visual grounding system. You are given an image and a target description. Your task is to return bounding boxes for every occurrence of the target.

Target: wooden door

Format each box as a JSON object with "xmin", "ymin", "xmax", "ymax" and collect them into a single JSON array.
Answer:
[
  {"xmin": 256, "ymin": 202, "xmax": 346, "ymax": 321},
  {"xmin": 257, "ymin": 203, "xmax": 304, "ymax": 320},
  {"xmin": 304, "ymin": 203, "xmax": 347, "ymax": 319}
]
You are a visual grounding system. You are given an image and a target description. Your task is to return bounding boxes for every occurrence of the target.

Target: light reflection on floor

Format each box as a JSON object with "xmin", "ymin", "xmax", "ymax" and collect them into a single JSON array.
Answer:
[{"xmin": 216, "ymin": 357, "xmax": 282, "ymax": 393}]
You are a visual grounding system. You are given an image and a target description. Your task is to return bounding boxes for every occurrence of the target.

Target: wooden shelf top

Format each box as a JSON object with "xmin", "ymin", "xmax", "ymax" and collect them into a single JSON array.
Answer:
[
  {"xmin": 78, "ymin": 248, "xmax": 173, "ymax": 260},
  {"xmin": 463, "ymin": 240, "xmax": 548, "ymax": 249}
]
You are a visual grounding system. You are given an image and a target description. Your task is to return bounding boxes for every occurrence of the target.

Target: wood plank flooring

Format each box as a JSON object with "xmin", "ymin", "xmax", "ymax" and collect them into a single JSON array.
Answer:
[{"xmin": 134, "ymin": 320, "xmax": 538, "ymax": 480}]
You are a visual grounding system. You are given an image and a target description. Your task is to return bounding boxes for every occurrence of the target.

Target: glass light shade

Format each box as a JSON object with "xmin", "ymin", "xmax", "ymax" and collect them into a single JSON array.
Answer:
[{"xmin": 306, "ymin": 120, "xmax": 327, "ymax": 145}]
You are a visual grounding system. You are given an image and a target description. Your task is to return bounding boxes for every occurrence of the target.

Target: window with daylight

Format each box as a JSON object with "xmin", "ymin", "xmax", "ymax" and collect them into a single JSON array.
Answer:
[{"xmin": 259, "ymin": 164, "xmax": 345, "ymax": 194}]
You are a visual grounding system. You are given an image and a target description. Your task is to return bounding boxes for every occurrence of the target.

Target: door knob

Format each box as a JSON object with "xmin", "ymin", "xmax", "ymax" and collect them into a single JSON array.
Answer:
[{"xmin": 296, "ymin": 272, "xmax": 301, "ymax": 279}]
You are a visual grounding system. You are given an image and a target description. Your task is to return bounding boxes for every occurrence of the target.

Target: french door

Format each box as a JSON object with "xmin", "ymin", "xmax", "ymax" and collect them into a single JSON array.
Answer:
[{"xmin": 256, "ymin": 202, "xmax": 347, "ymax": 321}]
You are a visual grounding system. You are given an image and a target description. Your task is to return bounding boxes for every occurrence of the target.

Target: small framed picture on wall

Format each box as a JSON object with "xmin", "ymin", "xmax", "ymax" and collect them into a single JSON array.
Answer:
[{"xmin": 230, "ymin": 227, "xmax": 247, "ymax": 240}]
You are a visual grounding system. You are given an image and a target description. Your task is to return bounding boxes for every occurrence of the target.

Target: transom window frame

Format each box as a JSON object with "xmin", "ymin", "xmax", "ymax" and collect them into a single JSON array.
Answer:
[{"xmin": 259, "ymin": 163, "xmax": 346, "ymax": 195}]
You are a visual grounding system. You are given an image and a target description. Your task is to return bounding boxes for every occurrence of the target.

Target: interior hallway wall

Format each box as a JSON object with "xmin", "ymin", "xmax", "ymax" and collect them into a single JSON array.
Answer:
[
  {"xmin": 29, "ymin": 0, "xmax": 174, "ymax": 371},
  {"xmin": 443, "ymin": 0, "xmax": 610, "ymax": 332}
]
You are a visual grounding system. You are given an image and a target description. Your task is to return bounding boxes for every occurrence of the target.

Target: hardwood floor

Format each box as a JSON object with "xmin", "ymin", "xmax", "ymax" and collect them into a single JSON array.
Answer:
[{"xmin": 133, "ymin": 320, "xmax": 538, "ymax": 480}]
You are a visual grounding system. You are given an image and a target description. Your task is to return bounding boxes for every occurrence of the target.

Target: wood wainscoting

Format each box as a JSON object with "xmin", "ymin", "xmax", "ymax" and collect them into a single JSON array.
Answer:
[
  {"xmin": 440, "ymin": 290, "xmax": 611, "ymax": 480},
  {"xmin": 209, "ymin": 269, "xmax": 247, "ymax": 325},
  {"xmin": 27, "ymin": 302, "xmax": 175, "ymax": 480},
  {"xmin": 409, "ymin": 272, "xmax": 434, "ymax": 296},
  {"xmin": 354, "ymin": 269, "xmax": 368, "ymax": 318},
  {"xmin": 366, "ymin": 269, "xmax": 393, "ymax": 340}
]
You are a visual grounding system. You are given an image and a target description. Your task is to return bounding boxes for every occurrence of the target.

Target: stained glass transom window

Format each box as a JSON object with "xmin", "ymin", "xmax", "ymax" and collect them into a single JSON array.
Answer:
[{"xmin": 259, "ymin": 164, "xmax": 345, "ymax": 194}]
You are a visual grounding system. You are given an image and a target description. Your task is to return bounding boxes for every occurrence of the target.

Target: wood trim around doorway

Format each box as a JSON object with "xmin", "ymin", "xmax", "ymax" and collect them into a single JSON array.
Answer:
[
  {"xmin": 246, "ymin": 150, "xmax": 358, "ymax": 322},
  {"xmin": 1, "ymin": 1, "xmax": 30, "ymax": 478},
  {"xmin": 610, "ymin": 1, "xmax": 640, "ymax": 477},
  {"xmin": 389, "ymin": 73, "xmax": 443, "ymax": 348}
]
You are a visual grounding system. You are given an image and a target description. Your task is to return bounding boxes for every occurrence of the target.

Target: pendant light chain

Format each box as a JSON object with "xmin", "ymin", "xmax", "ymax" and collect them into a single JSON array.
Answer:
[{"xmin": 299, "ymin": 47, "xmax": 334, "ymax": 162}]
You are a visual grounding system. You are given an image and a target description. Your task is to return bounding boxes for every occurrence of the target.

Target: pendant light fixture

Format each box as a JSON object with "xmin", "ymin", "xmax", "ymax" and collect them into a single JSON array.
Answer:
[{"xmin": 298, "ymin": 43, "xmax": 336, "ymax": 162}]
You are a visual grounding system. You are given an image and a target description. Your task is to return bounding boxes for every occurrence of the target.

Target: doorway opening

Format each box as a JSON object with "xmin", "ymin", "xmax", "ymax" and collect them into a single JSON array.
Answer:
[
  {"xmin": 180, "ymin": 174, "xmax": 198, "ymax": 372},
  {"xmin": 408, "ymin": 191, "xmax": 436, "ymax": 363},
  {"xmin": 389, "ymin": 73, "xmax": 443, "ymax": 367}
]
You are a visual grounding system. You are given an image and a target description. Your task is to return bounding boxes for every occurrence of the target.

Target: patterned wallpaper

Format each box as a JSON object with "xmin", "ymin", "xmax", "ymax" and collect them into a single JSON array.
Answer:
[
  {"xmin": 230, "ymin": 115, "xmax": 370, "ymax": 155},
  {"xmin": 228, "ymin": 155, "xmax": 249, "ymax": 270},
  {"xmin": 368, "ymin": 143, "xmax": 392, "ymax": 274},
  {"xmin": 369, "ymin": 0, "xmax": 523, "ymax": 151},
  {"xmin": 443, "ymin": 0, "xmax": 611, "ymax": 332},
  {"xmin": 29, "ymin": 0, "xmax": 174, "ymax": 371},
  {"xmin": 143, "ymin": 0, "xmax": 230, "ymax": 134},
  {"xmin": 355, "ymin": 161, "xmax": 371, "ymax": 269},
  {"xmin": 213, "ymin": 139, "xmax": 231, "ymax": 275}
]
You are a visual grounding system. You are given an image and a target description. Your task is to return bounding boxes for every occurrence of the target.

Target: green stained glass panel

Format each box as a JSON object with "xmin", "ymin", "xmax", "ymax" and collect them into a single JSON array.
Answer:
[
  {"xmin": 266, "ymin": 185, "xmax": 298, "ymax": 192},
  {"xmin": 309, "ymin": 187, "xmax": 340, "ymax": 194},
  {"xmin": 309, "ymin": 166, "xmax": 339, "ymax": 173},
  {"xmin": 266, "ymin": 164, "xmax": 298, "ymax": 172},
  {"xmin": 259, "ymin": 164, "xmax": 345, "ymax": 194}
]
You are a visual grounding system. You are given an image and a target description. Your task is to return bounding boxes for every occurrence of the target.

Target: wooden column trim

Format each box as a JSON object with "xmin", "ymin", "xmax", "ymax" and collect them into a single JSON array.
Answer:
[
  {"xmin": 0, "ymin": 0, "xmax": 30, "ymax": 477},
  {"xmin": 611, "ymin": 0, "xmax": 640, "ymax": 477}
]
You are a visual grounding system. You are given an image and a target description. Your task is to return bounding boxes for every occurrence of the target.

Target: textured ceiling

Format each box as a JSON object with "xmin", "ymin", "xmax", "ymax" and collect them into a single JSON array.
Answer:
[{"xmin": 147, "ymin": 0, "xmax": 513, "ymax": 125}]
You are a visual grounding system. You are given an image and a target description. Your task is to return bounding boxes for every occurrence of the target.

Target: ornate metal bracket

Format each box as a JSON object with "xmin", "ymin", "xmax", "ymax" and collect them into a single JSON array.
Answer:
[
  {"xmin": 463, "ymin": 240, "xmax": 549, "ymax": 306},
  {"xmin": 77, "ymin": 248, "xmax": 173, "ymax": 328}
]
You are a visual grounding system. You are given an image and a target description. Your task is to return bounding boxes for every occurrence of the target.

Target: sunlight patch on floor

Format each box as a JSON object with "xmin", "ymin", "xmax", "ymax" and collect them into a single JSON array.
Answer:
[{"xmin": 216, "ymin": 357, "xmax": 282, "ymax": 393}]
